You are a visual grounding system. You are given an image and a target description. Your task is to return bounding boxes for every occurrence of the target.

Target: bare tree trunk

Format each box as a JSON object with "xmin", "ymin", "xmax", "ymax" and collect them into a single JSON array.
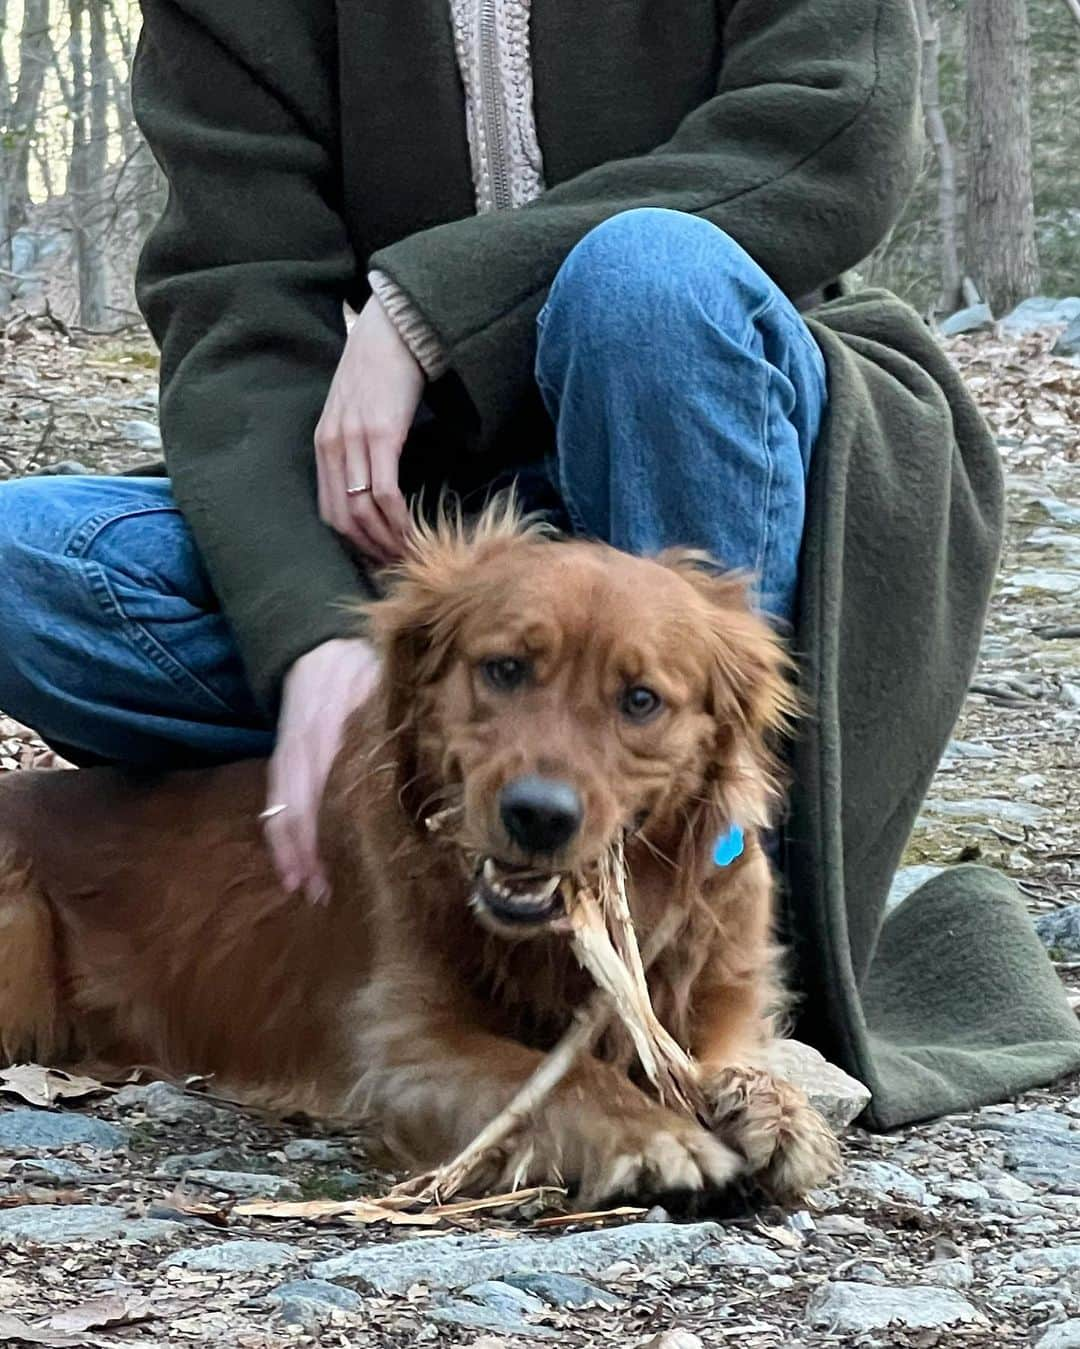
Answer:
[
  {"xmin": 0, "ymin": 0, "xmax": 52, "ymax": 314},
  {"xmin": 965, "ymin": 0, "xmax": 1040, "ymax": 315},
  {"xmin": 68, "ymin": 0, "xmax": 109, "ymax": 327},
  {"xmin": 913, "ymin": 0, "xmax": 962, "ymax": 313}
]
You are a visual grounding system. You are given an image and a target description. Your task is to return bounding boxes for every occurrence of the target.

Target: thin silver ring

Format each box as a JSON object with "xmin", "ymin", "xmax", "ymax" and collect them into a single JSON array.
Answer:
[
  {"xmin": 346, "ymin": 483, "xmax": 372, "ymax": 497},
  {"xmin": 259, "ymin": 803, "xmax": 288, "ymax": 821}
]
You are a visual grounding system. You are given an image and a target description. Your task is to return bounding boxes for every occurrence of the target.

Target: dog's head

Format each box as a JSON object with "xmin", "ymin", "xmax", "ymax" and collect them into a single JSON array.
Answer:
[{"xmin": 368, "ymin": 501, "xmax": 794, "ymax": 937}]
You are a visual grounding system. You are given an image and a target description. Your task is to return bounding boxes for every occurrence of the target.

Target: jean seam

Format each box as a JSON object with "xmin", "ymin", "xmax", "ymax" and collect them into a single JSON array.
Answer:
[
  {"xmin": 62, "ymin": 501, "xmax": 184, "ymax": 563},
  {"xmin": 80, "ymin": 560, "xmax": 236, "ymax": 718},
  {"xmin": 534, "ymin": 369, "xmax": 594, "ymax": 539}
]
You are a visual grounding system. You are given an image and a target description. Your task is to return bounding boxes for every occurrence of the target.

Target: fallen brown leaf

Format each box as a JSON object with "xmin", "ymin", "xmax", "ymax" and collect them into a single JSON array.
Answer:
[
  {"xmin": 0, "ymin": 1189, "xmax": 84, "ymax": 1210},
  {"xmin": 0, "ymin": 1312, "xmax": 91, "ymax": 1347},
  {"xmin": 234, "ymin": 1197, "xmax": 444, "ymax": 1226},
  {"xmin": 49, "ymin": 1296, "xmax": 155, "ymax": 1334},
  {"xmin": 0, "ymin": 1064, "xmax": 109, "ymax": 1110}
]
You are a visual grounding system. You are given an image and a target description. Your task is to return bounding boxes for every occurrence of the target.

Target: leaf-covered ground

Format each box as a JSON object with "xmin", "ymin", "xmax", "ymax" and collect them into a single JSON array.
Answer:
[{"xmin": 0, "ymin": 315, "xmax": 1078, "ymax": 1347}]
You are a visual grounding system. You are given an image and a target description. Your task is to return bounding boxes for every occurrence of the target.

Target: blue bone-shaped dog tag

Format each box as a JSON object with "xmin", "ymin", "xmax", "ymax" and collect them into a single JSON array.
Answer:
[{"xmin": 712, "ymin": 823, "xmax": 745, "ymax": 868}]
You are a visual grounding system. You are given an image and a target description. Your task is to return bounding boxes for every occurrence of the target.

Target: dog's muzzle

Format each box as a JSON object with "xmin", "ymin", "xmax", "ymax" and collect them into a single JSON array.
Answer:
[{"xmin": 470, "ymin": 858, "xmax": 565, "ymax": 931}]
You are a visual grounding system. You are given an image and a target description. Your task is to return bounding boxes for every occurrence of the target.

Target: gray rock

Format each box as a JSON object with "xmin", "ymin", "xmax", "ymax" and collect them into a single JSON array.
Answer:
[
  {"xmin": 1000, "ymin": 296, "xmax": 1080, "ymax": 335},
  {"xmin": 844, "ymin": 1160, "xmax": 932, "ymax": 1206},
  {"xmin": 761, "ymin": 1039, "xmax": 871, "ymax": 1130},
  {"xmin": 0, "ymin": 1204, "xmax": 179, "ymax": 1246},
  {"xmin": 271, "ymin": 1279, "xmax": 362, "ymax": 1328},
  {"xmin": 119, "ymin": 418, "xmax": 162, "ymax": 449},
  {"xmin": 154, "ymin": 1148, "xmax": 232, "ymax": 1178},
  {"xmin": 503, "ymin": 1272, "xmax": 623, "ymax": 1309},
  {"xmin": 709, "ymin": 1241, "xmax": 782, "ymax": 1270},
  {"xmin": 939, "ymin": 303, "xmax": 994, "ymax": 337},
  {"xmin": 1037, "ymin": 1321, "xmax": 1080, "ymax": 1348},
  {"xmin": 311, "ymin": 1221, "xmax": 728, "ymax": 1294},
  {"xmin": 926, "ymin": 1257, "xmax": 973, "ymax": 1289},
  {"xmin": 887, "ymin": 865, "xmax": 945, "ymax": 914},
  {"xmin": 11, "ymin": 1157, "xmax": 100, "ymax": 1184},
  {"xmin": 1010, "ymin": 1246, "xmax": 1080, "ymax": 1276},
  {"xmin": 805, "ymin": 1281, "xmax": 985, "ymax": 1333},
  {"xmin": 432, "ymin": 1279, "xmax": 557, "ymax": 1339},
  {"xmin": 27, "ymin": 460, "xmax": 91, "ymax": 477},
  {"xmin": 944, "ymin": 739, "xmax": 1001, "ymax": 760},
  {"xmin": 978, "ymin": 1169, "xmax": 1038, "ymax": 1203},
  {"xmin": 162, "ymin": 1239, "xmax": 300, "ymax": 1272},
  {"xmin": 283, "ymin": 1138, "xmax": 351, "ymax": 1164},
  {"xmin": 1010, "ymin": 570, "xmax": 1079, "ymax": 597},
  {"xmin": 843, "ymin": 1262, "xmax": 888, "ymax": 1285},
  {"xmin": 183, "ymin": 1169, "xmax": 302, "ymax": 1199},
  {"xmin": 1053, "ymin": 314, "xmax": 1080, "ymax": 357},
  {"xmin": 937, "ymin": 1180, "xmax": 990, "ymax": 1204},
  {"xmin": 990, "ymin": 1285, "xmax": 1069, "ymax": 1311},
  {"xmin": 1036, "ymin": 906, "xmax": 1080, "ymax": 957},
  {"xmin": 921, "ymin": 796, "xmax": 1051, "ymax": 825},
  {"xmin": 113, "ymin": 1081, "xmax": 231, "ymax": 1126},
  {"xmin": 273, "ymin": 1279, "xmax": 362, "ymax": 1310},
  {"xmin": 976, "ymin": 1110, "xmax": 1080, "ymax": 1192},
  {"xmin": 1038, "ymin": 497, "xmax": 1080, "ymax": 528},
  {"xmin": 0, "ymin": 1110, "xmax": 128, "ymax": 1155}
]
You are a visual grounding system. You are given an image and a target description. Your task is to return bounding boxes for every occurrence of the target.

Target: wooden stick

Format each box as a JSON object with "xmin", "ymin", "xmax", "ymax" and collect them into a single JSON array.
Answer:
[
  {"xmin": 569, "ymin": 886, "xmax": 700, "ymax": 1116},
  {"xmin": 392, "ymin": 907, "xmax": 686, "ymax": 1205}
]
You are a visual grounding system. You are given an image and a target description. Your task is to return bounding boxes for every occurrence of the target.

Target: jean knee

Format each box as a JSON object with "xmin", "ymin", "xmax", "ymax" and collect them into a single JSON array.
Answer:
[{"xmin": 539, "ymin": 210, "xmax": 776, "ymax": 380}]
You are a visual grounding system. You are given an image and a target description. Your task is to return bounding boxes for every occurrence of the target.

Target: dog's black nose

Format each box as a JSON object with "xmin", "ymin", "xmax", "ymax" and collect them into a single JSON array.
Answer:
[{"xmin": 499, "ymin": 776, "xmax": 583, "ymax": 855}]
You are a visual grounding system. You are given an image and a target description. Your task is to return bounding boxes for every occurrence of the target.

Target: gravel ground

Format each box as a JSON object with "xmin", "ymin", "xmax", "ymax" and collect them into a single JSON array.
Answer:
[{"xmin": 1, "ymin": 314, "xmax": 1078, "ymax": 1347}]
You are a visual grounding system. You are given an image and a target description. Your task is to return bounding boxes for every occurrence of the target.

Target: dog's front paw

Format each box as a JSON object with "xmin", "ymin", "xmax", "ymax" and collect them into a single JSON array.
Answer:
[
  {"xmin": 703, "ymin": 1065, "xmax": 840, "ymax": 1202},
  {"xmin": 574, "ymin": 1105, "xmax": 743, "ymax": 1207}
]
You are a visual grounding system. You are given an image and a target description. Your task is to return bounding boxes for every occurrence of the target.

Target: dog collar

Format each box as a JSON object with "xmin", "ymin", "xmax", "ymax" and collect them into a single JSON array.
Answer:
[{"xmin": 713, "ymin": 823, "xmax": 745, "ymax": 868}]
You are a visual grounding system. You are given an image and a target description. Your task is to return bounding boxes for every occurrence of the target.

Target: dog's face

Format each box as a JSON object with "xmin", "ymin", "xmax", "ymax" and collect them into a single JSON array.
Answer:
[{"xmin": 371, "ymin": 508, "xmax": 792, "ymax": 937}]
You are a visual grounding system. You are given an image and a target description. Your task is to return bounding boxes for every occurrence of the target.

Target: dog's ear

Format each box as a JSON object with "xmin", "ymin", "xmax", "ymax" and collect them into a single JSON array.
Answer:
[{"xmin": 657, "ymin": 552, "xmax": 796, "ymax": 879}]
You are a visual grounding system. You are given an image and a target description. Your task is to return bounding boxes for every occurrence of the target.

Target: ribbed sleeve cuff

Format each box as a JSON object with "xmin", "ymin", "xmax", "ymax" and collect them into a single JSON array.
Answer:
[{"xmin": 368, "ymin": 269, "xmax": 449, "ymax": 380}]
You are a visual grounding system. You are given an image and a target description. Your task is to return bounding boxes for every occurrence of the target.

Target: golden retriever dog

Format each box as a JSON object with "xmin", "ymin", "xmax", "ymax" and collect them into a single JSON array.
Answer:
[{"xmin": 0, "ymin": 505, "xmax": 838, "ymax": 1203}]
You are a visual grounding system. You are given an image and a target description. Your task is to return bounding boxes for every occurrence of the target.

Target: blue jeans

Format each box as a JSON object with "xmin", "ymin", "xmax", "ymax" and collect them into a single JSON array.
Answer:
[{"xmin": 0, "ymin": 209, "xmax": 825, "ymax": 766}]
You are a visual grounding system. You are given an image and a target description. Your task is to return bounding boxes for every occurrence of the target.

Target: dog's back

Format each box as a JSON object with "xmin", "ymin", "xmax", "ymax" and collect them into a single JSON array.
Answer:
[{"xmin": 0, "ymin": 763, "xmax": 372, "ymax": 1112}]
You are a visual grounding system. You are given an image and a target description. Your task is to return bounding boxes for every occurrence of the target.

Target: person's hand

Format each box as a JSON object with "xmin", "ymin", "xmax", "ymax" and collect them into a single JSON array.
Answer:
[
  {"xmin": 263, "ymin": 637, "xmax": 381, "ymax": 902},
  {"xmin": 315, "ymin": 295, "xmax": 424, "ymax": 563}
]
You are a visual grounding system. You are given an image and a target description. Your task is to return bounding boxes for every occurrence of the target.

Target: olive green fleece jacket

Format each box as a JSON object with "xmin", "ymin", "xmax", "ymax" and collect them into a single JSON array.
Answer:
[
  {"xmin": 132, "ymin": 0, "xmax": 919, "ymax": 709},
  {"xmin": 132, "ymin": 0, "xmax": 1080, "ymax": 1127}
]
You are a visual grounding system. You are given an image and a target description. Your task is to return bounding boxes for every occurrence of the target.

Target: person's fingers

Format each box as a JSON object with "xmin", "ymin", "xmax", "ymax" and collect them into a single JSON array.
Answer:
[
  {"xmin": 343, "ymin": 440, "xmax": 400, "ymax": 560},
  {"xmin": 368, "ymin": 431, "xmax": 411, "ymax": 554},
  {"xmin": 320, "ymin": 439, "xmax": 388, "ymax": 561},
  {"xmin": 263, "ymin": 764, "xmax": 303, "ymax": 895},
  {"xmin": 342, "ymin": 428, "xmax": 401, "ymax": 561},
  {"xmin": 265, "ymin": 741, "xmax": 328, "ymax": 903}
]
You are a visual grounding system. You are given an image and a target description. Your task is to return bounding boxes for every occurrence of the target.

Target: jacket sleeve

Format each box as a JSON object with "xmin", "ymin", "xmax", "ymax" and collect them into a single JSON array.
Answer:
[
  {"xmin": 133, "ymin": 0, "xmax": 368, "ymax": 712},
  {"xmin": 371, "ymin": 0, "xmax": 921, "ymax": 446}
]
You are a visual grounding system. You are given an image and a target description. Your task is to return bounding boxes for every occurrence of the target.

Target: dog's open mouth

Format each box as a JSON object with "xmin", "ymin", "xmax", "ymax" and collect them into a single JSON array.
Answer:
[{"xmin": 470, "ymin": 858, "xmax": 565, "ymax": 929}]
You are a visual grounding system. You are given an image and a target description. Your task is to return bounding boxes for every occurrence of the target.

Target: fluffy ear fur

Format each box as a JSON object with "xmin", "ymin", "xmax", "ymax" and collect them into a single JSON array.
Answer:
[{"xmin": 657, "ymin": 551, "xmax": 798, "ymax": 883}]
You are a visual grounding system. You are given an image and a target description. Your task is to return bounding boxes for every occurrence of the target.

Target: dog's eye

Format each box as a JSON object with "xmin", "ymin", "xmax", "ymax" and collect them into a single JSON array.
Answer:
[
  {"xmin": 621, "ymin": 685, "xmax": 663, "ymax": 723},
  {"xmin": 481, "ymin": 657, "xmax": 530, "ymax": 692}
]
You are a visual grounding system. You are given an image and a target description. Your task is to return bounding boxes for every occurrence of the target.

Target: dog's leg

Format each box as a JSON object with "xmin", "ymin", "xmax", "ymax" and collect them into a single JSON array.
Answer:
[
  {"xmin": 0, "ymin": 846, "xmax": 73, "ymax": 1066},
  {"xmin": 702, "ymin": 1062, "xmax": 840, "ymax": 1201},
  {"xmin": 692, "ymin": 979, "xmax": 840, "ymax": 1201},
  {"xmin": 351, "ymin": 982, "xmax": 742, "ymax": 1203}
]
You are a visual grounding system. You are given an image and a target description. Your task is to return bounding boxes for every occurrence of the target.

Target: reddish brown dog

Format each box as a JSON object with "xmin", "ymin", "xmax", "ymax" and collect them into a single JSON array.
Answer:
[{"xmin": 0, "ymin": 506, "xmax": 838, "ymax": 1202}]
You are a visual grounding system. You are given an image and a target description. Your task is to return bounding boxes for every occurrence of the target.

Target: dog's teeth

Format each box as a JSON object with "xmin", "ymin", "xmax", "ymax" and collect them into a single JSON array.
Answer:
[
  {"xmin": 482, "ymin": 858, "xmax": 498, "ymax": 884},
  {"xmin": 539, "ymin": 875, "xmax": 561, "ymax": 901}
]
